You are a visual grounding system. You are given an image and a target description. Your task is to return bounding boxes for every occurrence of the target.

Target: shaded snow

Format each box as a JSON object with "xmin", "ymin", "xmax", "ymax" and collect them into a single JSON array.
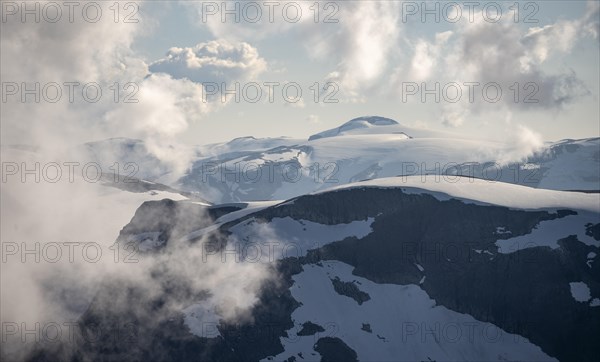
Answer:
[
  {"xmin": 182, "ymin": 302, "xmax": 221, "ymax": 338},
  {"xmin": 182, "ymin": 201, "xmax": 282, "ymax": 241},
  {"xmin": 317, "ymin": 176, "xmax": 600, "ymax": 213},
  {"xmin": 495, "ymin": 211, "xmax": 599, "ymax": 253},
  {"xmin": 230, "ymin": 217, "xmax": 374, "ymax": 260},
  {"xmin": 587, "ymin": 252, "xmax": 597, "ymax": 268},
  {"xmin": 569, "ymin": 282, "xmax": 592, "ymax": 303},
  {"xmin": 264, "ymin": 261, "xmax": 555, "ymax": 362},
  {"xmin": 495, "ymin": 226, "xmax": 512, "ymax": 235}
]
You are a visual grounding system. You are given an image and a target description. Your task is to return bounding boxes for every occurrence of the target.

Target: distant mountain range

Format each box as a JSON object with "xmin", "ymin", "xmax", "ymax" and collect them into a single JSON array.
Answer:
[{"xmin": 82, "ymin": 116, "xmax": 600, "ymax": 203}]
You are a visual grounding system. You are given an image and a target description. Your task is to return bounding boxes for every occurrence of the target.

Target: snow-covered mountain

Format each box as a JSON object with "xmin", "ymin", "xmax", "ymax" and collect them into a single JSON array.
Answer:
[
  {"xmin": 308, "ymin": 116, "xmax": 411, "ymax": 140},
  {"xmin": 16, "ymin": 116, "xmax": 600, "ymax": 362},
  {"xmin": 73, "ymin": 116, "xmax": 599, "ymax": 203},
  {"xmin": 31, "ymin": 176, "xmax": 600, "ymax": 361},
  {"xmin": 175, "ymin": 116, "xmax": 600, "ymax": 203}
]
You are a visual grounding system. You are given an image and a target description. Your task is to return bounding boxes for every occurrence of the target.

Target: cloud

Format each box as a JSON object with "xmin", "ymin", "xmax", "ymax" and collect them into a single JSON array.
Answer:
[
  {"xmin": 185, "ymin": 1, "xmax": 596, "ymax": 124},
  {"xmin": 521, "ymin": 23, "xmax": 578, "ymax": 67},
  {"xmin": 1, "ymin": 6, "xmax": 268, "ymax": 179},
  {"xmin": 1, "ymin": 1, "xmax": 147, "ymax": 149},
  {"xmin": 148, "ymin": 40, "xmax": 267, "ymax": 84},
  {"xmin": 521, "ymin": 1, "xmax": 598, "ymax": 67},
  {"xmin": 191, "ymin": 1, "xmax": 402, "ymax": 101},
  {"xmin": 0, "ymin": 153, "xmax": 273, "ymax": 358},
  {"xmin": 103, "ymin": 74, "xmax": 209, "ymax": 181},
  {"xmin": 495, "ymin": 125, "xmax": 545, "ymax": 164},
  {"xmin": 0, "ymin": 2, "xmax": 274, "ymax": 359},
  {"xmin": 409, "ymin": 4, "xmax": 599, "ymax": 128},
  {"xmin": 409, "ymin": 31, "xmax": 453, "ymax": 82},
  {"xmin": 581, "ymin": 0, "xmax": 600, "ymax": 38},
  {"xmin": 441, "ymin": 106, "xmax": 467, "ymax": 128},
  {"xmin": 320, "ymin": 2, "xmax": 402, "ymax": 98},
  {"xmin": 0, "ymin": 1, "xmax": 146, "ymax": 84},
  {"xmin": 189, "ymin": 1, "xmax": 316, "ymax": 41}
]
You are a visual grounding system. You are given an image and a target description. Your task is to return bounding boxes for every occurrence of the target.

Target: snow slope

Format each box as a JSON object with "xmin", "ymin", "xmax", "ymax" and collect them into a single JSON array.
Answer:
[
  {"xmin": 229, "ymin": 216, "xmax": 375, "ymax": 260},
  {"xmin": 264, "ymin": 261, "xmax": 556, "ymax": 362},
  {"xmin": 496, "ymin": 211, "xmax": 599, "ymax": 253},
  {"xmin": 533, "ymin": 138, "xmax": 600, "ymax": 191},
  {"xmin": 316, "ymin": 176, "xmax": 600, "ymax": 213}
]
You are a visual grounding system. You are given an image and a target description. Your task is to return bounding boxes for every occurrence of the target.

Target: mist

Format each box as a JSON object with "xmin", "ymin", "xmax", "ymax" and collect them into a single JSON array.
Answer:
[{"xmin": 0, "ymin": 1, "xmax": 274, "ymax": 359}]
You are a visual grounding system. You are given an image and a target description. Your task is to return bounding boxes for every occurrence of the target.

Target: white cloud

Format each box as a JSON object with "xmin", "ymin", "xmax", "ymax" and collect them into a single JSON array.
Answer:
[
  {"xmin": 328, "ymin": 2, "xmax": 401, "ymax": 91},
  {"xmin": 581, "ymin": 0, "xmax": 600, "ymax": 38},
  {"xmin": 103, "ymin": 74, "xmax": 209, "ymax": 180},
  {"xmin": 1, "ymin": 7, "xmax": 268, "ymax": 178},
  {"xmin": 423, "ymin": 5, "xmax": 597, "ymax": 128},
  {"xmin": 0, "ymin": 1, "xmax": 147, "ymax": 84},
  {"xmin": 496, "ymin": 125, "xmax": 545, "ymax": 164},
  {"xmin": 1, "ymin": 1, "xmax": 148, "ymax": 148},
  {"xmin": 191, "ymin": 1, "xmax": 402, "ymax": 101},
  {"xmin": 148, "ymin": 40, "xmax": 267, "ymax": 84},
  {"xmin": 409, "ymin": 31, "xmax": 453, "ymax": 82},
  {"xmin": 521, "ymin": 22, "xmax": 578, "ymax": 67}
]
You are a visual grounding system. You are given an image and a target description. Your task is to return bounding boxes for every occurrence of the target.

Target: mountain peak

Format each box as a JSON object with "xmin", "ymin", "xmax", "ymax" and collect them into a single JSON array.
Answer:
[
  {"xmin": 308, "ymin": 116, "xmax": 403, "ymax": 141},
  {"xmin": 228, "ymin": 136, "xmax": 258, "ymax": 144},
  {"xmin": 344, "ymin": 116, "xmax": 399, "ymax": 126}
]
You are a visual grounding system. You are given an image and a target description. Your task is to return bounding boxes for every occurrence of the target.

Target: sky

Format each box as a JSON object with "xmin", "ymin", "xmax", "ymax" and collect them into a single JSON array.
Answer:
[{"xmin": 1, "ymin": 0, "xmax": 599, "ymax": 148}]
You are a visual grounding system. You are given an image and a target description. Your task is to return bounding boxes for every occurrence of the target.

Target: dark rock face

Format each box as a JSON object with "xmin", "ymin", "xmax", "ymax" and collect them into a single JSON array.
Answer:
[
  {"xmin": 330, "ymin": 277, "xmax": 371, "ymax": 305},
  {"xmin": 117, "ymin": 199, "xmax": 242, "ymax": 252},
  {"xmin": 28, "ymin": 187, "xmax": 600, "ymax": 361},
  {"xmin": 586, "ymin": 223, "xmax": 600, "ymax": 240},
  {"xmin": 297, "ymin": 321, "xmax": 325, "ymax": 336},
  {"xmin": 286, "ymin": 189, "xmax": 598, "ymax": 362},
  {"xmin": 117, "ymin": 199, "xmax": 208, "ymax": 247},
  {"xmin": 313, "ymin": 337, "xmax": 358, "ymax": 362}
]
